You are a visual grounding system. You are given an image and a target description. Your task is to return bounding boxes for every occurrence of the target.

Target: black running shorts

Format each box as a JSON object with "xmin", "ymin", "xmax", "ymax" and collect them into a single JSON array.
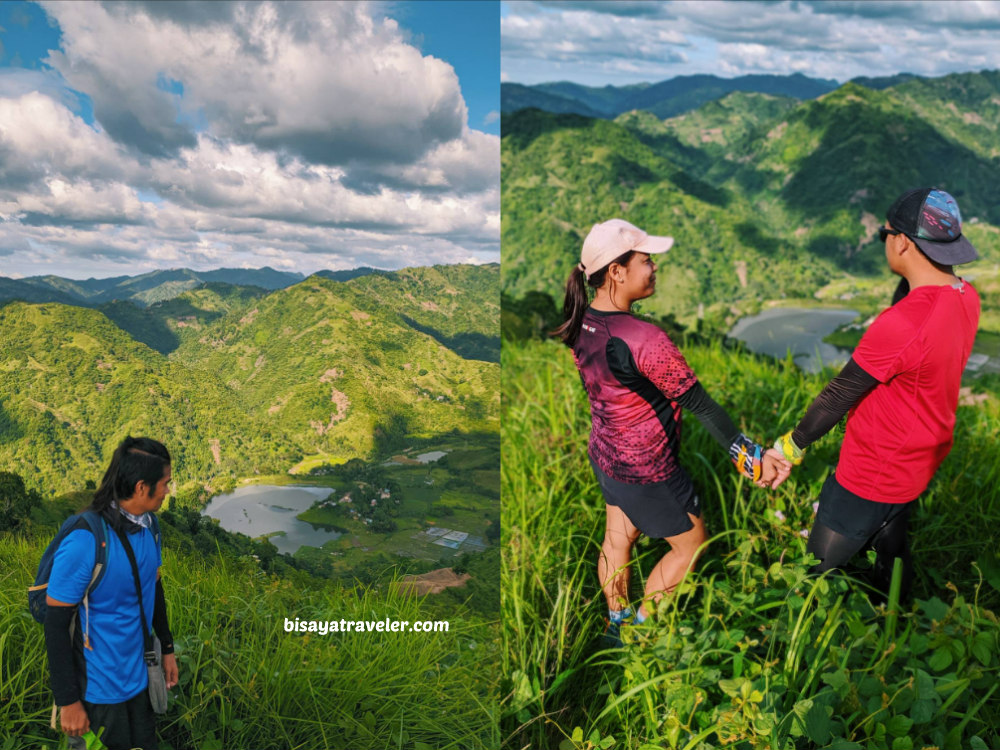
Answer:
[
  {"xmin": 815, "ymin": 473, "xmax": 911, "ymax": 541},
  {"xmin": 589, "ymin": 455, "xmax": 701, "ymax": 538}
]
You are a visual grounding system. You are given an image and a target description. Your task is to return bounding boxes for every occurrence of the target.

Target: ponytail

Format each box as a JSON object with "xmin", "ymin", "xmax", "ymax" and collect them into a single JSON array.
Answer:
[
  {"xmin": 553, "ymin": 250, "xmax": 635, "ymax": 348},
  {"xmin": 554, "ymin": 267, "xmax": 589, "ymax": 347}
]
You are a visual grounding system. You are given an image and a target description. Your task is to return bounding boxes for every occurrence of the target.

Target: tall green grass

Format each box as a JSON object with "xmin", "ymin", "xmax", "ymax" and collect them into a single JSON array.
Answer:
[
  {"xmin": 1, "ymin": 534, "xmax": 498, "ymax": 750},
  {"xmin": 502, "ymin": 336, "xmax": 1000, "ymax": 749}
]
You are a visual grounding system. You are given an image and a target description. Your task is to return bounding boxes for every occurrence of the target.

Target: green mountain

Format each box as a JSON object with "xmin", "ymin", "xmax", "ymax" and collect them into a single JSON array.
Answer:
[
  {"xmin": 500, "ymin": 83, "xmax": 607, "ymax": 119},
  {"xmin": 1, "ymin": 265, "xmax": 499, "ymax": 495},
  {"xmin": 698, "ymin": 82, "xmax": 1000, "ymax": 273},
  {"xmin": 501, "ymin": 108, "xmax": 837, "ymax": 324},
  {"xmin": 100, "ymin": 283, "xmax": 270, "ymax": 355},
  {"xmin": 622, "ymin": 73, "xmax": 836, "ymax": 119},
  {"xmin": 342, "ymin": 265, "xmax": 500, "ymax": 362},
  {"xmin": 0, "ymin": 277, "xmax": 80, "ymax": 306},
  {"xmin": 615, "ymin": 92, "xmax": 800, "ymax": 180},
  {"xmin": 530, "ymin": 81, "xmax": 650, "ymax": 117},
  {"xmin": 623, "ymin": 92, "xmax": 800, "ymax": 156},
  {"xmin": 851, "ymin": 72, "xmax": 921, "ymax": 90},
  {"xmin": 504, "ymin": 74, "xmax": 838, "ymax": 119},
  {"xmin": 0, "ymin": 301, "xmax": 296, "ymax": 494},
  {"xmin": 14, "ymin": 267, "xmax": 304, "ymax": 308},
  {"xmin": 502, "ymin": 73, "xmax": 1000, "ymax": 324},
  {"xmin": 313, "ymin": 267, "xmax": 380, "ymax": 283},
  {"xmin": 888, "ymin": 70, "xmax": 1000, "ymax": 161},
  {"xmin": 171, "ymin": 265, "xmax": 499, "ymax": 460}
]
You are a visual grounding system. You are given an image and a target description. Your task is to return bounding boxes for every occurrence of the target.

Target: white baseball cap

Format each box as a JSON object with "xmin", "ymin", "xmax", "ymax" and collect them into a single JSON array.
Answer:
[{"xmin": 579, "ymin": 219, "xmax": 674, "ymax": 280}]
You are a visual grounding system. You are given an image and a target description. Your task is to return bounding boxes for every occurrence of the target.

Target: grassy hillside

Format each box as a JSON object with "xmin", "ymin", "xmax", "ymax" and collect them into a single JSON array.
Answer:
[
  {"xmin": 1, "ymin": 518, "xmax": 499, "ymax": 749},
  {"xmin": 342, "ymin": 265, "xmax": 500, "ymax": 362},
  {"xmin": 501, "ymin": 334, "xmax": 1000, "ymax": 750},
  {"xmin": 621, "ymin": 91, "xmax": 800, "ymax": 159}
]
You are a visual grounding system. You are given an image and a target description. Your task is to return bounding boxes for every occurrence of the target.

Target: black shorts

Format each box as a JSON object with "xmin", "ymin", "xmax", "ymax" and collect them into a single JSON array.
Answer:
[
  {"xmin": 815, "ymin": 473, "xmax": 911, "ymax": 541},
  {"xmin": 590, "ymin": 456, "xmax": 701, "ymax": 538},
  {"xmin": 82, "ymin": 691, "xmax": 158, "ymax": 750}
]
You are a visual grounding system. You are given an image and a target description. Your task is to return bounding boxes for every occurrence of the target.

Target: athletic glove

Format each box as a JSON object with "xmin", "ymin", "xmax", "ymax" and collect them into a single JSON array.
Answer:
[
  {"xmin": 773, "ymin": 431, "xmax": 805, "ymax": 466},
  {"xmin": 729, "ymin": 432, "xmax": 763, "ymax": 481}
]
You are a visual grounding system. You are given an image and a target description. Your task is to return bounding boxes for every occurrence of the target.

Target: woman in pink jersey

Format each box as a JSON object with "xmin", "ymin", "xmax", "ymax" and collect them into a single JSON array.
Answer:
[
  {"xmin": 555, "ymin": 219, "xmax": 789, "ymax": 643},
  {"xmin": 772, "ymin": 188, "xmax": 980, "ymax": 602}
]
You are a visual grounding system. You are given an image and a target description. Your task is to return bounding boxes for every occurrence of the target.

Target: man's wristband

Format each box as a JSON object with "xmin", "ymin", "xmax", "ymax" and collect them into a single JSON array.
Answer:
[
  {"xmin": 774, "ymin": 431, "xmax": 805, "ymax": 466},
  {"xmin": 729, "ymin": 432, "xmax": 763, "ymax": 481}
]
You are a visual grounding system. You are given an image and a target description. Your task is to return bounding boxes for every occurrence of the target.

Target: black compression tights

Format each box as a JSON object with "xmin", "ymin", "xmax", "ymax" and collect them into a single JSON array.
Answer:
[{"xmin": 806, "ymin": 506, "xmax": 913, "ymax": 601}]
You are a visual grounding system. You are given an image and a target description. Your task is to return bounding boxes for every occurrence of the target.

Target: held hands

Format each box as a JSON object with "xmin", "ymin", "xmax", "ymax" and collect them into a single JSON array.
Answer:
[{"xmin": 759, "ymin": 448, "xmax": 792, "ymax": 489}]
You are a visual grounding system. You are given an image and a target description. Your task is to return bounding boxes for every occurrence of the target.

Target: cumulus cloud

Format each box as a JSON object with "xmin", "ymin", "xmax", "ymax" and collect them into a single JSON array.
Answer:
[
  {"xmin": 43, "ymin": 1, "xmax": 467, "ymax": 165},
  {"xmin": 502, "ymin": 0, "xmax": 1000, "ymax": 84},
  {"xmin": 1, "ymin": 1, "xmax": 498, "ymax": 278}
]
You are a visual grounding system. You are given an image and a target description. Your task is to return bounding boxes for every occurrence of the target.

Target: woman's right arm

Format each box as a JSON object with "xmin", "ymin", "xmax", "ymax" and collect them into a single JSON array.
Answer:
[{"xmin": 676, "ymin": 382, "xmax": 788, "ymax": 484}]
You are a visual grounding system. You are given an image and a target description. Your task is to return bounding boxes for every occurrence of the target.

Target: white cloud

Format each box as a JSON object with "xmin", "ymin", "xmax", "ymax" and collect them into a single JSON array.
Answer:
[
  {"xmin": 502, "ymin": 0, "xmax": 1000, "ymax": 84},
  {"xmin": 43, "ymin": 1, "xmax": 467, "ymax": 165},
  {"xmin": 0, "ymin": 1, "xmax": 498, "ymax": 278}
]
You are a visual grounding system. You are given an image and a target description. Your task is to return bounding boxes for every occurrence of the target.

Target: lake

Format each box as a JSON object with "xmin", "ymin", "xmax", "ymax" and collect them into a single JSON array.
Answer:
[
  {"xmin": 202, "ymin": 485, "xmax": 340, "ymax": 555},
  {"xmin": 729, "ymin": 307, "xmax": 860, "ymax": 373}
]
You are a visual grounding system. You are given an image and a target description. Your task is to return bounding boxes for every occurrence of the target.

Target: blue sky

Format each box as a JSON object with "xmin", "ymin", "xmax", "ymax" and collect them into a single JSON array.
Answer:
[
  {"xmin": 0, "ymin": 1, "xmax": 500, "ymax": 278},
  {"xmin": 391, "ymin": 1, "xmax": 500, "ymax": 134},
  {"xmin": 502, "ymin": 1, "xmax": 1000, "ymax": 86}
]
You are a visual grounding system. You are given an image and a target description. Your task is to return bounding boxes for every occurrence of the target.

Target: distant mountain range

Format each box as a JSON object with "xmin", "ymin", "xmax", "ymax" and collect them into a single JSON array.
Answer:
[
  {"xmin": 501, "ymin": 70, "xmax": 1000, "ymax": 326},
  {"xmin": 503, "ymin": 73, "xmax": 846, "ymax": 119},
  {"xmin": 3, "ymin": 267, "xmax": 307, "ymax": 309},
  {"xmin": 0, "ymin": 264, "xmax": 499, "ymax": 495}
]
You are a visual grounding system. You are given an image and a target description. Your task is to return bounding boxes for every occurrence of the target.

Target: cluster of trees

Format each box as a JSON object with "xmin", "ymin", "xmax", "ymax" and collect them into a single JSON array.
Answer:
[
  {"xmin": 0, "ymin": 472, "xmax": 41, "ymax": 532},
  {"xmin": 309, "ymin": 458, "xmax": 403, "ymax": 533}
]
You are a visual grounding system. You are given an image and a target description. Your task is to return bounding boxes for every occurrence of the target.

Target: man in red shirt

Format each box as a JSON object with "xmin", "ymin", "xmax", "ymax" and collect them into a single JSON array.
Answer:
[{"xmin": 773, "ymin": 188, "xmax": 980, "ymax": 600}]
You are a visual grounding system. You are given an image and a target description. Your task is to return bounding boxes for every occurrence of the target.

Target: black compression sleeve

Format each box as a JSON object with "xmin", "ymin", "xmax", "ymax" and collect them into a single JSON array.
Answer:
[
  {"xmin": 153, "ymin": 577, "xmax": 174, "ymax": 655},
  {"xmin": 791, "ymin": 357, "xmax": 879, "ymax": 449},
  {"xmin": 44, "ymin": 605, "xmax": 81, "ymax": 706},
  {"xmin": 675, "ymin": 381, "xmax": 741, "ymax": 451}
]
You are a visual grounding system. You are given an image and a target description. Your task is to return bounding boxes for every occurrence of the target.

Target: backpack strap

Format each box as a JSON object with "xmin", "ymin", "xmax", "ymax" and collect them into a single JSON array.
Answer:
[{"xmin": 78, "ymin": 512, "xmax": 109, "ymax": 651}]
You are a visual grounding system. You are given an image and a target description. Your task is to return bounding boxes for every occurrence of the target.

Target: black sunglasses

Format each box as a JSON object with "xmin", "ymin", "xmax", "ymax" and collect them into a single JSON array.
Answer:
[{"xmin": 879, "ymin": 227, "xmax": 902, "ymax": 243}]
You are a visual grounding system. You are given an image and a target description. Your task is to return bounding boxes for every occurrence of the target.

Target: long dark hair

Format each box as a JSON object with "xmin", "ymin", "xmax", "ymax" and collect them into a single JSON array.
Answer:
[
  {"xmin": 89, "ymin": 437, "xmax": 171, "ymax": 522},
  {"xmin": 554, "ymin": 250, "xmax": 634, "ymax": 347},
  {"xmin": 891, "ymin": 278, "xmax": 910, "ymax": 306}
]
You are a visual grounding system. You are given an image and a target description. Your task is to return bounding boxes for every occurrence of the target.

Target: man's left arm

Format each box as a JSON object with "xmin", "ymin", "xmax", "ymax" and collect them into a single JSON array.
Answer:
[
  {"xmin": 774, "ymin": 310, "xmax": 911, "ymax": 469},
  {"xmin": 153, "ymin": 571, "xmax": 178, "ymax": 688}
]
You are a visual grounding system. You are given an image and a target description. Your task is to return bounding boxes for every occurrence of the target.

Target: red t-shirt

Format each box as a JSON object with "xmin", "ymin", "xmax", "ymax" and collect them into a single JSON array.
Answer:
[{"xmin": 837, "ymin": 280, "xmax": 980, "ymax": 503}]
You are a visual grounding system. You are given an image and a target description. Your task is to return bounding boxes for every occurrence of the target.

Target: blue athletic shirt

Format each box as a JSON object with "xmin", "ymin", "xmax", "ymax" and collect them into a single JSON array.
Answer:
[{"xmin": 48, "ymin": 524, "xmax": 160, "ymax": 704}]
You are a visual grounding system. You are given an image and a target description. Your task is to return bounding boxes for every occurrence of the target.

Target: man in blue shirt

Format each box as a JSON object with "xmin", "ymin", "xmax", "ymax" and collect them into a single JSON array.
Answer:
[{"xmin": 44, "ymin": 437, "xmax": 178, "ymax": 750}]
